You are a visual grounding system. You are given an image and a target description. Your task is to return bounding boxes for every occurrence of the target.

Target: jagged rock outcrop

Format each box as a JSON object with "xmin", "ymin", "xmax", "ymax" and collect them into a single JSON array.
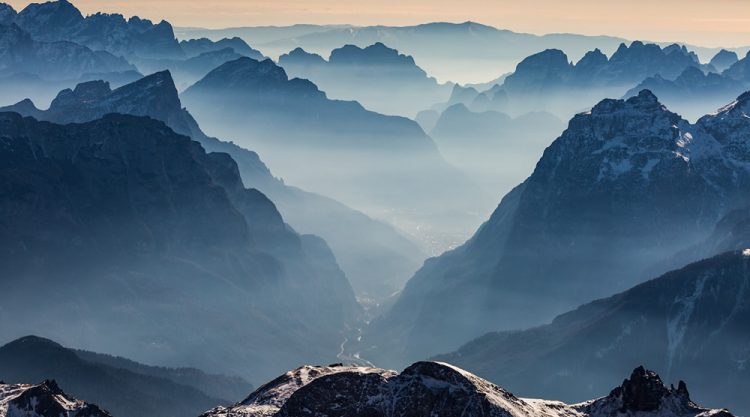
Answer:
[
  {"xmin": 364, "ymin": 90, "xmax": 750, "ymax": 366},
  {"xmin": 436, "ymin": 250, "xmax": 750, "ymax": 416},
  {"xmin": 0, "ymin": 380, "xmax": 112, "ymax": 417},
  {"xmin": 199, "ymin": 362, "xmax": 734, "ymax": 417}
]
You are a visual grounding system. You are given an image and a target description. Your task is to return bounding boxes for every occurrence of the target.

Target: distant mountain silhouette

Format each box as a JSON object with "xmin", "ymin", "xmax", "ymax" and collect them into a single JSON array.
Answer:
[
  {"xmin": 428, "ymin": 103, "xmax": 565, "ymax": 194},
  {"xmin": 710, "ymin": 49, "xmax": 739, "ymax": 72},
  {"xmin": 363, "ymin": 90, "xmax": 750, "ymax": 367},
  {"xmin": 182, "ymin": 57, "xmax": 490, "ymax": 253},
  {"xmin": 279, "ymin": 43, "xmax": 451, "ymax": 117},
  {"xmin": 180, "ymin": 37, "xmax": 264, "ymax": 60},
  {"xmin": 179, "ymin": 22, "xmax": 749, "ymax": 84},
  {"xmin": 0, "ymin": 112, "xmax": 361, "ymax": 384},
  {"xmin": 0, "ymin": 336, "xmax": 251, "ymax": 417},
  {"xmin": 0, "ymin": 23, "xmax": 135, "ymax": 81},
  {"xmin": 473, "ymin": 42, "xmax": 711, "ymax": 119},
  {"xmin": 436, "ymin": 251, "xmax": 750, "ymax": 416},
  {"xmin": 11, "ymin": 0, "xmax": 183, "ymax": 59},
  {"xmin": 626, "ymin": 66, "xmax": 747, "ymax": 120}
]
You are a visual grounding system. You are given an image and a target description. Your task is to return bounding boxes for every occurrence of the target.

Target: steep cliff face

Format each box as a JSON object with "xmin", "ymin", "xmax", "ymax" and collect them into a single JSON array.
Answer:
[
  {"xmin": 365, "ymin": 90, "xmax": 750, "ymax": 366},
  {"xmin": 0, "ymin": 112, "xmax": 360, "ymax": 383}
]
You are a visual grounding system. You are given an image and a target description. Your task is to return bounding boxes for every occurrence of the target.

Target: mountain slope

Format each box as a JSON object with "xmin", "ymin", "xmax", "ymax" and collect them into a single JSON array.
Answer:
[
  {"xmin": 436, "ymin": 250, "xmax": 750, "ymax": 415},
  {"xmin": 363, "ymin": 90, "xmax": 750, "ymax": 366},
  {"xmin": 0, "ymin": 70, "xmax": 425, "ymax": 298},
  {"xmin": 182, "ymin": 57, "xmax": 490, "ymax": 254},
  {"xmin": 199, "ymin": 362, "xmax": 734, "ymax": 417},
  {"xmin": 0, "ymin": 112, "xmax": 360, "ymax": 383},
  {"xmin": 0, "ymin": 336, "xmax": 249, "ymax": 417}
]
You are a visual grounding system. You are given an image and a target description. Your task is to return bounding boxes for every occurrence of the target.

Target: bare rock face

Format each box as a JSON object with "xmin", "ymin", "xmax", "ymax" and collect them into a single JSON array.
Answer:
[
  {"xmin": 200, "ymin": 362, "xmax": 735, "ymax": 417},
  {"xmin": 0, "ymin": 380, "xmax": 112, "ymax": 417}
]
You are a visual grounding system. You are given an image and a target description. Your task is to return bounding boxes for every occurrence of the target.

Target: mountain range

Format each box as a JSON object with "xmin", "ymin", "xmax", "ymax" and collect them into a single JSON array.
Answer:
[
  {"xmin": 199, "ymin": 362, "xmax": 734, "ymax": 417},
  {"xmin": 0, "ymin": 336, "xmax": 251, "ymax": 417},
  {"xmin": 181, "ymin": 56, "xmax": 492, "ymax": 254},
  {"xmin": 426, "ymin": 102, "xmax": 565, "ymax": 194},
  {"xmin": 626, "ymin": 52, "xmax": 750, "ymax": 120},
  {"xmin": 0, "ymin": 20, "xmax": 139, "ymax": 105},
  {"xmin": 0, "ymin": 111, "xmax": 361, "ymax": 383},
  {"xmin": 175, "ymin": 22, "xmax": 750, "ymax": 84},
  {"xmin": 363, "ymin": 90, "xmax": 750, "ymax": 367},
  {"xmin": 459, "ymin": 42, "xmax": 713, "ymax": 119},
  {"xmin": 8, "ymin": 0, "xmax": 183, "ymax": 60},
  {"xmin": 278, "ymin": 42, "xmax": 451, "ymax": 117},
  {"xmin": 436, "ymin": 250, "xmax": 750, "ymax": 415},
  {"xmin": 0, "ymin": 70, "xmax": 425, "ymax": 299}
]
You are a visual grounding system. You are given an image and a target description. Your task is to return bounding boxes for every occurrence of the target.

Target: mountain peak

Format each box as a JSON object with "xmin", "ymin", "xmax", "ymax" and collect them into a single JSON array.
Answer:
[
  {"xmin": 628, "ymin": 89, "xmax": 661, "ymax": 106},
  {"xmin": 1, "ymin": 335, "xmax": 64, "ymax": 351},
  {"xmin": 0, "ymin": 2, "xmax": 17, "ymax": 24},
  {"xmin": 1, "ymin": 380, "xmax": 113, "ymax": 417},
  {"xmin": 609, "ymin": 366, "xmax": 687, "ymax": 412}
]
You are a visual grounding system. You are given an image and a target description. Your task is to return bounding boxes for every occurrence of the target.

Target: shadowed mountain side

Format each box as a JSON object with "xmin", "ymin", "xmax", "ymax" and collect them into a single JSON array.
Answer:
[
  {"xmin": 361, "ymin": 90, "xmax": 750, "ymax": 367},
  {"xmin": 0, "ymin": 336, "xmax": 252, "ymax": 417},
  {"xmin": 435, "ymin": 251, "xmax": 750, "ymax": 416},
  {"xmin": 0, "ymin": 112, "xmax": 361, "ymax": 384},
  {"xmin": 0, "ymin": 70, "xmax": 426, "ymax": 298}
]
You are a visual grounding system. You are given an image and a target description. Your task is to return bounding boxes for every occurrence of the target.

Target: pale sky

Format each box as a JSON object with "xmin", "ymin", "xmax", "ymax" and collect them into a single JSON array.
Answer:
[{"xmin": 6, "ymin": 0, "xmax": 750, "ymax": 48}]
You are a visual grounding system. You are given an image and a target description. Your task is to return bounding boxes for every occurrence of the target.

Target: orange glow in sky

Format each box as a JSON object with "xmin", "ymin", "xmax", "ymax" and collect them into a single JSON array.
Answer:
[{"xmin": 5, "ymin": 0, "xmax": 750, "ymax": 47}]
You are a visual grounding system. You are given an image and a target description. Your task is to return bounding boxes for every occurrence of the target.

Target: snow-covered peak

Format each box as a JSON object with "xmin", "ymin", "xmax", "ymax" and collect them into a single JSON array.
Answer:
[
  {"xmin": 199, "ymin": 363, "xmax": 733, "ymax": 417},
  {"xmin": 0, "ymin": 380, "xmax": 112, "ymax": 417}
]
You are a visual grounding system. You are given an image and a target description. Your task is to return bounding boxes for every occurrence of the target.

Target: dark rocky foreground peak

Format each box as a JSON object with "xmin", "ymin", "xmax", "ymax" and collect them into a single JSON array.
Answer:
[
  {"xmin": 199, "ymin": 362, "xmax": 733, "ymax": 417},
  {"xmin": 0, "ymin": 379, "xmax": 112, "ymax": 417}
]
